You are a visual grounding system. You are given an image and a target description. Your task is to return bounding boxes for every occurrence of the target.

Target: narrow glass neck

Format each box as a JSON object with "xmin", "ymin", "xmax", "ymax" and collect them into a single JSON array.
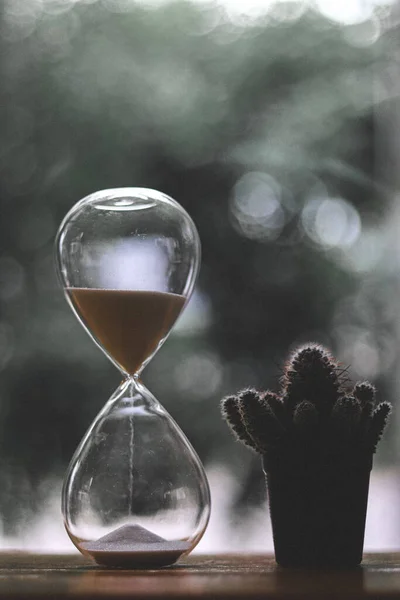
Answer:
[{"xmin": 106, "ymin": 376, "xmax": 159, "ymax": 411}]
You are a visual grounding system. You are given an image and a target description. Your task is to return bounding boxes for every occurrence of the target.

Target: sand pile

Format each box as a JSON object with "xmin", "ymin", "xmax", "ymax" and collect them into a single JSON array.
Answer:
[{"xmin": 82, "ymin": 524, "xmax": 190, "ymax": 568}]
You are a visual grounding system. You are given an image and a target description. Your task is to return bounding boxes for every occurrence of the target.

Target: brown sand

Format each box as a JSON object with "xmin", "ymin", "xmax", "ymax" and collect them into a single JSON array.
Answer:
[
  {"xmin": 82, "ymin": 524, "xmax": 190, "ymax": 568},
  {"xmin": 67, "ymin": 289, "xmax": 185, "ymax": 375}
]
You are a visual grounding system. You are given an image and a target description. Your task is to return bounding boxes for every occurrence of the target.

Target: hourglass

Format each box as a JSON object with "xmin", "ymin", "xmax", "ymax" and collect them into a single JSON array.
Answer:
[{"xmin": 55, "ymin": 188, "xmax": 210, "ymax": 568}]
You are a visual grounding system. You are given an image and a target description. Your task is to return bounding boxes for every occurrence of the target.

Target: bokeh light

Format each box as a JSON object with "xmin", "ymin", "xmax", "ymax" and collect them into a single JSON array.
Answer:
[
  {"xmin": 174, "ymin": 351, "xmax": 223, "ymax": 399},
  {"xmin": 230, "ymin": 172, "xmax": 285, "ymax": 241},
  {"xmin": 301, "ymin": 197, "xmax": 361, "ymax": 249}
]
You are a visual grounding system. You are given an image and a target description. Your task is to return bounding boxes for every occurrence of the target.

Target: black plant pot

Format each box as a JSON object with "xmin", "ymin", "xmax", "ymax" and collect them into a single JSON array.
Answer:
[{"xmin": 263, "ymin": 452, "xmax": 372, "ymax": 568}]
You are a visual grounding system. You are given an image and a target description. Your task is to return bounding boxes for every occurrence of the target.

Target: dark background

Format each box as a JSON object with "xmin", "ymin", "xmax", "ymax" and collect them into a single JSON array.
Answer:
[{"xmin": 0, "ymin": 0, "xmax": 399, "ymax": 548}]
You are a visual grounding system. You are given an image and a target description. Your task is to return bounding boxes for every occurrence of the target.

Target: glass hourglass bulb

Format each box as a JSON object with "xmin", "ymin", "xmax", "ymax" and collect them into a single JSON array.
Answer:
[{"xmin": 55, "ymin": 188, "xmax": 210, "ymax": 568}]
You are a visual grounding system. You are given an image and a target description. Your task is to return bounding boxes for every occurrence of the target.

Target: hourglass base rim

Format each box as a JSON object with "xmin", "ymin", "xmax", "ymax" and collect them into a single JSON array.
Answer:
[{"xmin": 83, "ymin": 544, "xmax": 190, "ymax": 568}]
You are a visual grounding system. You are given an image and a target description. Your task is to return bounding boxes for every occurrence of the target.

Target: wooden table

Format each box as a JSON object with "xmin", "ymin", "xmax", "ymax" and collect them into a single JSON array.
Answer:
[{"xmin": 1, "ymin": 553, "xmax": 400, "ymax": 599}]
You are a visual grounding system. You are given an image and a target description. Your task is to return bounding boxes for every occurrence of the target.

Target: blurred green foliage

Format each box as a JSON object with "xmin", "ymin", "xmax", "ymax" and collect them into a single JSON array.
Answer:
[{"xmin": 0, "ymin": 0, "xmax": 396, "ymax": 529}]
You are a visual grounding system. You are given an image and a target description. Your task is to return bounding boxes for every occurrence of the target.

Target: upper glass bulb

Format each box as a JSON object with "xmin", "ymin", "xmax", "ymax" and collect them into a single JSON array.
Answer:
[{"xmin": 56, "ymin": 187, "xmax": 200, "ymax": 375}]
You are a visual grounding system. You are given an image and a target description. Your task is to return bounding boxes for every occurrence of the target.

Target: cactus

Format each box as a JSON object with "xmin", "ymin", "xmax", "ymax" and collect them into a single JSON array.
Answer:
[{"xmin": 221, "ymin": 344, "xmax": 391, "ymax": 457}]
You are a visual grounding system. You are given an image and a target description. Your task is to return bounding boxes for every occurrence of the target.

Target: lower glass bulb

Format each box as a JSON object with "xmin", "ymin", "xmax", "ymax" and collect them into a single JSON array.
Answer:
[{"xmin": 62, "ymin": 378, "xmax": 210, "ymax": 568}]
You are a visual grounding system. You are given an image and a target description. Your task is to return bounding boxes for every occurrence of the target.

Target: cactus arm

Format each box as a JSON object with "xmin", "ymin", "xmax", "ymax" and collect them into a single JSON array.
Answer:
[
  {"xmin": 293, "ymin": 400, "xmax": 318, "ymax": 436},
  {"xmin": 221, "ymin": 395, "xmax": 259, "ymax": 452},
  {"xmin": 367, "ymin": 402, "xmax": 392, "ymax": 453}
]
